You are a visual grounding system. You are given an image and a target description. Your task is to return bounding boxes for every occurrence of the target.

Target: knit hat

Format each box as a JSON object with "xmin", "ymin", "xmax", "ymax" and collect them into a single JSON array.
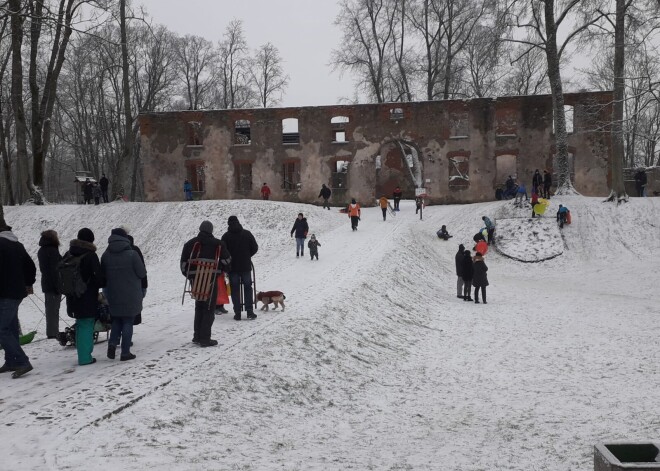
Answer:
[
  {"xmin": 459, "ymin": 244, "xmax": 465, "ymax": 251},
  {"xmin": 77, "ymin": 228, "xmax": 95, "ymax": 243},
  {"xmin": 227, "ymin": 215, "xmax": 239, "ymax": 224},
  {"xmin": 199, "ymin": 220, "xmax": 213, "ymax": 234},
  {"xmin": 111, "ymin": 227, "xmax": 128, "ymax": 238},
  {"xmin": 310, "ymin": 234, "xmax": 316, "ymax": 239}
]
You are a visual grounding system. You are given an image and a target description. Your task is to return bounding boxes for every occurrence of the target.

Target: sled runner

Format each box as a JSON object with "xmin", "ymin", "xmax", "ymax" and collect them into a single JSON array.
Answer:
[
  {"xmin": 387, "ymin": 202, "xmax": 397, "ymax": 217},
  {"xmin": 237, "ymin": 262, "xmax": 258, "ymax": 311},
  {"xmin": 182, "ymin": 242, "xmax": 221, "ymax": 306}
]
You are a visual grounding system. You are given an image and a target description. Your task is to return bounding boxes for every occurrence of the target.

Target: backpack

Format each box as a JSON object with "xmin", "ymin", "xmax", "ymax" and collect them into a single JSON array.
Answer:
[{"xmin": 57, "ymin": 253, "xmax": 88, "ymax": 297}]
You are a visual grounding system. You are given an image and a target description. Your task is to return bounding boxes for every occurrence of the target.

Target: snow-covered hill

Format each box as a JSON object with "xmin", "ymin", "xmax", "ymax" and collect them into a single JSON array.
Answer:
[{"xmin": 2, "ymin": 196, "xmax": 659, "ymax": 470}]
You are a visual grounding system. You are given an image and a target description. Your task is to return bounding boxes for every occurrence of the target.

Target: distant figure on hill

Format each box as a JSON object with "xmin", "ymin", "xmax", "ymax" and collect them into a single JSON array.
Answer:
[
  {"xmin": 307, "ymin": 234, "xmax": 321, "ymax": 261},
  {"xmin": 514, "ymin": 183, "xmax": 528, "ymax": 204},
  {"xmin": 379, "ymin": 196, "xmax": 389, "ymax": 221},
  {"xmin": 472, "ymin": 252, "xmax": 488, "ymax": 304},
  {"xmin": 348, "ymin": 199, "xmax": 361, "ymax": 231},
  {"xmin": 392, "ymin": 186, "xmax": 402, "ymax": 211},
  {"xmin": 99, "ymin": 174, "xmax": 109, "ymax": 203},
  {"xmin": 415, "ymin": 196, "xmax": 423, "ymax": 214},
  {"xmin": 318, "ymin": 184, "xmax": 332, "ymax": 210},
  {"xmin": 634, "ymin": 169, "xmax": 647, "ymax": 197},
  {"xmin": 556, "ymin": 204, "xmax": 569, "ymax": 228},
  {"xmin": 542, "ymin": 170, "xmax": 552, "ymax": 199},
  {"xmin": 261, "ymin": 183, "xmax": 271, "ymax": 200},
  {"xmin": 532, "ymin": 169, "xmax": 543, "ymax": 194},
  {"xmin": 83, "ymin": 178, "xmax": 93, "ymax": 204},
  {"xmin": 437, "ymin": 225, "xmax": 452, "ymax": 240},
  {"xmin": 183, "ymin": 179, "xmax": 193, "ymax": 201}
]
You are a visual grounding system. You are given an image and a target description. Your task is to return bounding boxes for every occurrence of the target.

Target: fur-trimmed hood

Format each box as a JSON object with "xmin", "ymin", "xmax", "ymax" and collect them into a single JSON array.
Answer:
[
  {"xmin": 69, "ymin": 239, "xmax": 97, "ymax": 255},
  {"xmin": 0, "ymin": 230, "xmax": 18, "ymax": 243}
]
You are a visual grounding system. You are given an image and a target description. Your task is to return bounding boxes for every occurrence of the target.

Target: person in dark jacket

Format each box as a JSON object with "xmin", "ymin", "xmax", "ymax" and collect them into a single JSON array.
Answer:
[
  {"xmin": 290, "ymin": 213, "xmax": 309, "ymax": 258},
  {"xmin": 37, "ymin": 230, "xmax": 62, "ymax": 339},
  {"xmin": 542, "ymin": 170, "xmax": 552, "ymax": 199},
  {"xmin": 0, "ymin": 223, "xmax": 37, "ymax": 378},
  {"xmin": 635, "ymin": 168, "xmax": 647, "ymax": 197},
  {"xmin": 307, "ymin": 234, "xmax": 321, "ymax": 260},
  {"xmin": 437, "ymin": 225, "xmax": 451, "ymax": 240},
  {"xmin": 455, "ymin": 244, "xmax": 465, "ymax": 299},
  {"xmin": 83, "ymin": 179, "xmax": 93, "ymax": 204},
  {"xmin": 461, "ymin": 249, "xmax": 474, "ymax": 301},
  {"xmin": 64, "ymin": 228, "xmax": 106, "ymax": 366},
  {"xmin": 472, "ymin": 252, "xmax": 489, "ymax": 304},
  {"xmin": 392, "ymin": 186, "xmax": 402, "ymax": 210},
  {"xmin": 181, "ymin": 221, "xmax": 231, "ymax": 345},
  {"xmin": 318, "ymin": 184, "xmax": 332, "ymax": 210},
  {"xmin": 101, "ymin": 228, "xmax": 146, "ymax": 361},
  {"xmin": 99, "ymin": 174, "xmax": 109, "ymax": 203},
  {"xmin": 532, "ymin": 169, "xmax": 543, "ymax": 194},
  {"xmin": 126, "ymin": 232, "xmax": 148, "ymax": 325},
  {"xmin": 221, "ymin": 216, "xmax": 258, "ymax": 321}
]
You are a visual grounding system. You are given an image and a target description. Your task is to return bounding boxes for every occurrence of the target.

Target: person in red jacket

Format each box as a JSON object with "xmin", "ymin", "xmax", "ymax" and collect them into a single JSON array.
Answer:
[
  {"xmin": 260, "ymin": 183, "xmax": 271, "ymax": 200},
  {"xmin": 348, "ymin": 199, "xmax": 361, "ymax": 231}
]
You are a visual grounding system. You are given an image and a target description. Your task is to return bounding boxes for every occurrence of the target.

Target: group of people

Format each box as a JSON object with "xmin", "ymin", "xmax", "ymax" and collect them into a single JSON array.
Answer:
[
  {"xmin": 1, "ymin": 223, "xmax": 148, "ymax": 378},
  {"xmin": 289, "ymin": 213, "xmax": 321, "ymax": 260},
  {"xmin": 455, "ymin": 244, "xmax": 489, "ymax": 304},
  {"xmin": 82, "ymin": 175, "xmax": 110, "ymax": 205},
  {"xmin": 634, "ymin": 168, "xmax": 648, "ymax": 197}
]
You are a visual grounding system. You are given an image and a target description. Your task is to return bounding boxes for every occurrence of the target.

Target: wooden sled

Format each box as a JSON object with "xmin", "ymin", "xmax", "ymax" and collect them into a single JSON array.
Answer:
[{"xmin": 182, "ymin": 243, "xmax": 220, "ymax": 307}]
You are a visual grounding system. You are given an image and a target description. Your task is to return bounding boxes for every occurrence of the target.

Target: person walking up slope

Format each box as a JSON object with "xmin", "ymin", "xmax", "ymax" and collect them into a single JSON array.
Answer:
[
  {"xmin": 379, "ymin": 196, "xmax": 388, "ymax": 221},
  {"xmin": 0, "ymin": 223, "xmax": 37, "ymax": 378},
  {"xmin": 318, "ymin": 184, "xmax": 332, "ymax": 210},
  {"xmin": 472, "ymin": 252, "xmax": 489, "ymax": 304},
  {"xmin": 348, "ymin": 199, "xmax": 361, "ymax": 231},
  {"xmin": 307, "ymin": 234, "xmax": 321, "ymax": 260},
  {"xmin": 290, "ymin": 213, "xmax": 309, "ymax": 258}
]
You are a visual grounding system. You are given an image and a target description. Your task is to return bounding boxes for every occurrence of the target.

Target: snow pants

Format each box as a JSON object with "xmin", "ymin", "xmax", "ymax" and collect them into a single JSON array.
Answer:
[
  {"xmin": 0, "ymin": 298, "xmax": 30, "ymax": 368},
  {"xmin": 75, "ymin": 318, "xmax": 95, "ymax": 365}
]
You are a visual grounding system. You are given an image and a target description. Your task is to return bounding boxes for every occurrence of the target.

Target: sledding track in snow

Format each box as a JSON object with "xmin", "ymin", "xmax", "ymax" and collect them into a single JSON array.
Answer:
[{"xmin": 2, "ymin": 197, "xmax": 660, "ymax": 470}]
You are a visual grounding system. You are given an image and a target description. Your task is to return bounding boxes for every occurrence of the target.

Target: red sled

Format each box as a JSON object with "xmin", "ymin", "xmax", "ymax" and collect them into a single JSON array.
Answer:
[
  {"xmin": 216, "ymin": 274, "xmax": 230, "ymax": 305},
  {"xmin": 566, "ymin": 210, "xmax": 572, "ymax": 224}
]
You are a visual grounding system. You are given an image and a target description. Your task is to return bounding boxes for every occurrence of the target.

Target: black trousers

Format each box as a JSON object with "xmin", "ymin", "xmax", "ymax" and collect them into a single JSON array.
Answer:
[
  {"xmin": 463, "ymin": 280, "xmax": 472, "ymax": 298},
  {"xmin": 194, "ymin": 283, "xmax": 217, "ymax": 341},
  {"xmin": 351, "ymin": 216, "xmax": 359, "ymax": 230},
  {"xmin": 322, "ymin": 198, "xmax": 330, "ymax": 209},
  {"xmin": 393, "ymin": 198, "xmax": 401, "ymax": 210},
  {"xmin": 381, "ymin": 208, "xmax": 387, "ymax": 220},
  {"xmin": 474, "ymin": 285, "xmax": 486, "ymax": 302}
]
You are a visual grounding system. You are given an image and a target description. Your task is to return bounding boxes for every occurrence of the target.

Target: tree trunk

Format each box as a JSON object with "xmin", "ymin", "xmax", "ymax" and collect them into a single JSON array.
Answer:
[
  {"xmin": 9, "ymin": 0, "xmax": 33, "ymax": 202},
  {"xmin": 607, "ymin": 0, "xmax": 628, "ymax": 203},
  {"xmin": 544, "ymin": 0, "xmax": 577, "ymax": 195},
  {"xmin": 115, "ymin": 0, "xmax": 133, "ymax": 200},
  {"xmin": 0, "ymin": 198, "xmax": 6, "ymax": 228}
]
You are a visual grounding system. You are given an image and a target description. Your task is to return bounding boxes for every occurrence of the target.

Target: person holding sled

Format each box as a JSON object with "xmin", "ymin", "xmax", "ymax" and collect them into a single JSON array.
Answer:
[
  {"xmin": 348, "ymin": 199, "xmax": 361, "ymax": 231},
  {"xmin": 63, "ymin": 228, "xmax": 106, "ymax": 366},
  {"xmin": 318, "ymin": 184, "xmax": 332, "ymax": 210},
  {"xmin": 379, "ymin": 196, "xmax": 389, "ymax": 221},
  {"xmin": 307, "ymin": 234, "xmax": 321, "ymax": 260},
  {"xmin": 37, "ymin": 230, "xmax": 62, "ymax": 339},
  {"xmin": 181, "ymin": 221, "xmax": 231, "ymax": 345},
  {"xmin": 392, "ymin": 186, "xmax": 402, "ymax": 211},
  {"xmin": 222, "ymin": 216, "xmax": 259, "ymax": 321},
  {"xmin": 290, "ymin": 213, "xmax": 309, "ymax": 258},
  {"xmin": 0, "ymin": 222, "xmax": 37, "ymax": 378},
  {"xmin": 472, "ymin": 252, "xmax": 489, "ymax": 304}
]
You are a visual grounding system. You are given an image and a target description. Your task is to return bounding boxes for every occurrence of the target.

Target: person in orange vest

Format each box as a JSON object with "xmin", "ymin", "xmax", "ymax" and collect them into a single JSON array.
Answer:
[
  {"xmin": 348, "ymin": 198, "xmax": 361, "ymax": 231},
  {"xmin": 378, "ymin": 196, "xmax": 388, "ymax": 221},
  {"xmin": 260, "ymin": 183, "xmax": 271, "ymax": 200}
]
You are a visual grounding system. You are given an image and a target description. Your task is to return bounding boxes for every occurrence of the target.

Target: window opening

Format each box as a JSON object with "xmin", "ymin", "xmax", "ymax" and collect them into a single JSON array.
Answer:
[
  {"xmin": 235, "ymin": 120, "xmax": 251, "ymax": 145},
  {"xmin": 282, "ymin": 118, "xmax": 300, "ymax": 144}
]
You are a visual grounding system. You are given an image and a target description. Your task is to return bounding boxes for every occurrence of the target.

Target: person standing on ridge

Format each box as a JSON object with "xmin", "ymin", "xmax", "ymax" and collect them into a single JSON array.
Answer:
[
  {"xmin": 260, "ymin": 183, "xmax": 271, "ymax": 200},
  {"xmin": 318, "ymin": 184, "xmax": 332, "ymax": 210},
  {"xmin": 392, "ymin": 186, "xmax": 402, "ymax": 211}
]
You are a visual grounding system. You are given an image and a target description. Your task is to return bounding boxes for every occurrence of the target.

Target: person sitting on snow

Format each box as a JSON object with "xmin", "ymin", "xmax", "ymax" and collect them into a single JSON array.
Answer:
[{"xmin": 436, "ymin": 225, "xmax": 452, "ymax": 240}]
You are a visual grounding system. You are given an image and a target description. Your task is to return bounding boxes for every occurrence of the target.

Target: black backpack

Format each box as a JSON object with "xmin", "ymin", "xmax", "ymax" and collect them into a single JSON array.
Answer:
[{"xmin": 57, "ymin": 253, "xmax": 88, "ymax": 297}]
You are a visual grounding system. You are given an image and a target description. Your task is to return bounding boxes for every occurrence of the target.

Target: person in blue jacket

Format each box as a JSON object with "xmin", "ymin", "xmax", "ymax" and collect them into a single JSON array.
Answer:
[
  {"xmin": 556, "ymin": 204, "xmax": 569, "ymax": 228},
  {"xmin": 183, "ymin": 179, "xmax": 193, "ymax": 201},
  {"xmin": 482, "ymin": 216, "xmax": 495, "ymax": 244}
]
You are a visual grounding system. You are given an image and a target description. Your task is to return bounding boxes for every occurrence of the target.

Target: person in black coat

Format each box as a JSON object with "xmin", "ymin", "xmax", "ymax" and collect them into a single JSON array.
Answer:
[
  {"xmin": 318, "ymin": 184, "xmax": 332, "ymax": 210},
  {"xmin": 455, "ymin": 244, "xmax": 465, "ymax": 299},
  {"xmin": 64, "ymin": 228, "xmax": 106, "ymax": 366},
  {"xmin": 181, "ymin": 221, "xmax": 231, "ymax": 347},
  {"xmin": 83, "ymin": 179, "xmax": 93, "ymax": 204},
  {"xmin": 290, "ymin": 213, "xmax": 309, "ymax": 258},
  {"xmin": 461, "ymin": 249, "xmax": 474, "ymax": 301},
  {"xmin": 221, "ymin": 215, "xmax": 258, "ymax": 321},
  {"xmin": 99, "ymin": 174, "xmax": 109, "ymax": 203},
  {"xmin": 532, "ymin": 169, "xmax": 542, "ymax": 194},
  {"xmin": 127, "ymin": 233, "xmax": 148, "ymax": 325},
  {"xmin": 635, "ymin": 169, "xmax": 647, "ymax": 197},
  {"xmin": 37, "ymin": 230, "xmax": 62, "ymax": 339},
  {"xmin": 472, "ymin": 252, "xmax": 489, "ymax": 304},
  {"xmin": 0, "ymin": 223, "xmax": 37, "ymax": 378},
  {"xmin": 542, "ymin": 170, "xmax": 552, "ymax": 199}
]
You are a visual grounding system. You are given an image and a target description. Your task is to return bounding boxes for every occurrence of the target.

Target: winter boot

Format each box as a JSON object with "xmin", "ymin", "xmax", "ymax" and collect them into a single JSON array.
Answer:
[
  {"xmin": 199, "ymin": 339, "xmax": 218, "ymax": 347},
  {"xmin": 233, "ymin": 314, "xmax": 241, "ymax": 321},
  {"xmin": 247, "ymin": 313, "xmax": 257, "ymax": 320},
  {"xmin": 0, "ymin": 363, "xmax": 16, "ymax": 373},
  {"xmin": 11, "ymin": 364, "xmax": 33, "ymax": 379},
  {"xmin": 107, "ymin": 344, "xmax": 117, "ymax": 360},
  {"xmin": 215, "ymin": 305, "xmax": 228, "ymax": 314},
  {"xmin": 120, "ymin": 353, "xmax": 137, "ymax": 361}
]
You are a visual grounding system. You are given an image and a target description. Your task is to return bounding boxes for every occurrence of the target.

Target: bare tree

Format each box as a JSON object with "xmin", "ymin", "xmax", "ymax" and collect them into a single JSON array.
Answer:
[
  {"xmin": 216, "ymin": 20, "xmax": 254, "ymax": 109},
  {"xmin": 173, "ymin": 34, "xmax": 216, "ymax": 110},
  {"xmin": 502, "ymin": 43, "xmax": 549, "ymax": 96},
  {"xmin": 332, "ymin": 0, "xmax": 397, "ymax": 103},
  {"xmin": 462, "ymin": 22, "xmax": 507, "ymax": 97},
  {"xmin": 251, "ymin": 42, "xmax": 289, "ymax": 108}
]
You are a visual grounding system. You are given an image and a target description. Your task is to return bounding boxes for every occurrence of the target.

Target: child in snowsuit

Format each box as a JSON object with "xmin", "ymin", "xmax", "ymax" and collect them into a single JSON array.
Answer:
[
  {"xmin": 437, "ymin": 225, "xmax": 451, "ymax": 240},
  {"xmin": 556, "ymin": 204, "xmax": 569, "ymax": 228},
  {"xmin": 307, "ymin": 234, "xmax": 321, "ymax": 260}
]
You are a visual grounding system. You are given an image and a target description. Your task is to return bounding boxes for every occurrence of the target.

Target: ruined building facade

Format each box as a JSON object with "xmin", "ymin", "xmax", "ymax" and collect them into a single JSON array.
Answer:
[{"xmin": 138, "ymin": 91, "xmax": 613, "ymax": 205}]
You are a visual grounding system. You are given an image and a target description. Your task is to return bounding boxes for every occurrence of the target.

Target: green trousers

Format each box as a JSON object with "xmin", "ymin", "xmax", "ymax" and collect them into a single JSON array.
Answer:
[{"xmin": 75, "ymin": 318, "xmax": 95, "ymax": 365}]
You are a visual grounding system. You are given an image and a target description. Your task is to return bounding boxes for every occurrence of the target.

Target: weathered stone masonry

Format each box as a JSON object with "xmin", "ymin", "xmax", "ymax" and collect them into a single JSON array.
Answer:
[{"xmin": 138, "ymin": 91, "xmax": 613, "ymax": 205}]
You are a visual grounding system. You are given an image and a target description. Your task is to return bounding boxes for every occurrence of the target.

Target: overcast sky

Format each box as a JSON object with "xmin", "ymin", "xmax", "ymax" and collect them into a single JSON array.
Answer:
[{"xmin": 136, "ymin": 0, "xmax": 356, "ymax": 108}]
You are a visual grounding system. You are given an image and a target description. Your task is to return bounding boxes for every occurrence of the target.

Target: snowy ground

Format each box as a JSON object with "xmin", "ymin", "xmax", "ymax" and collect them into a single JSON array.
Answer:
[{"xmin": 1, "ymin": 196, "xmax": 660, "ymax": 470}]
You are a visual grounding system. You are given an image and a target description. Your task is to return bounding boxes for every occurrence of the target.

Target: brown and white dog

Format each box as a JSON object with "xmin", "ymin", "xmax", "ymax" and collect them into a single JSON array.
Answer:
[{"xmin": 256, "ymin": 291, "xmax": 286, "ymax": 311}]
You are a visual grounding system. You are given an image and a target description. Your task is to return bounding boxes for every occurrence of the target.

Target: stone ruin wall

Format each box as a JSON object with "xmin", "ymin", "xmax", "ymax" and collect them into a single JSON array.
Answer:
[{"xmin": 138, "ymin": 91, "xmax": 613, "ymax": 206}]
